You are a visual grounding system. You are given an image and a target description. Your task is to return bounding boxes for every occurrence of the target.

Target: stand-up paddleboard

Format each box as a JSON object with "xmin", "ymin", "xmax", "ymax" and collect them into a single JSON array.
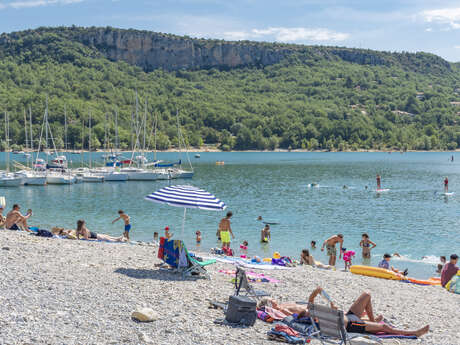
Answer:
[
  {"xmin": 307, "ymin": 183, "xmax": 319, "ymax": 188},
  {"xmin": 263, "ymin": 221, "xmax": 280, "ymax": 225},
  {"xmin": 376, "ymin": 188, "xmax": 390, "ymax": 193},
  {"xmin": 443, "ymin": 192, "xmax": 454, "ymax": 196}
]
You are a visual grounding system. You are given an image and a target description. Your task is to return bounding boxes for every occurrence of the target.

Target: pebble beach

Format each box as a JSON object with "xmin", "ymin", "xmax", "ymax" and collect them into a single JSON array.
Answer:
[{"xmin": 0, "ymin": 230, "xmax": 458, "ymax": 345}]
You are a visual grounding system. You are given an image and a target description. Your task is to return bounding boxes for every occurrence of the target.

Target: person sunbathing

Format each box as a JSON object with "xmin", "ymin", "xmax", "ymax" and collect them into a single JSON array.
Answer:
[
  {"xmin": 300, "ymin": 249, "xmax": 334, "ymax": 270},
  {"xmin": 5, "ymin": 204, "xmax": 32, "ymax": 231},
  {"xmin": 257, "ymin": 287, "xmax": 429, "ymax": 337},
  {"xmin": 75, "ymin": 220, "xmax": 126, "ymax": 242}
]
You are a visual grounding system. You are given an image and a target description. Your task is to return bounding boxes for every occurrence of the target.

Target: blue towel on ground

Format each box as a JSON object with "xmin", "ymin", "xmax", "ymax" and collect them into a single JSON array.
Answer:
[{"xmin": 267, "ymin": 330, "xmax": 305, "ymax": 344}]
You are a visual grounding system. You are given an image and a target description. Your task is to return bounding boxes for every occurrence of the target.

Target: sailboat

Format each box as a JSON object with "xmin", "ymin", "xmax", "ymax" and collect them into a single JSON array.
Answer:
[
  {"xmin": 15, "ymin": 107, "xmax": 47, "ymax": 185},
  {"xmin": 78, "ymin": 110, "xmax": 104, "ymax": 182},
  {"xmin": 120, "ymin": 94, "xmax": 161, "ymax": 180},
  {"xmin": 37, "ymin": 98, "xmax": 76, "ymax": 185},
  {"xmin": 0, "ymin": 111, "xmax": 22, "ymax": 187}
]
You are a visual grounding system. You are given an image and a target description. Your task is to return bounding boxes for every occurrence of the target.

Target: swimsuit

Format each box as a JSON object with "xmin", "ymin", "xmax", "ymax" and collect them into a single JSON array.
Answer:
[
  {"xmin": 8, "ymin": 224, "xmax": 20, "ymax": 230},
  {"xmin": 89, "ymin": 231, "xmax": 98, "ymax": 239},
  {"xmin": 220, "ymin": 230, "xmax": 230, "ymax": 243},
  {"xmin": 345, "ymin": 311, "xmax": 366, "ymax": 334},
  {"xmin": 362, "ymin": 242, "xmax": 371, "ymax": 259},
  {"xmin": 326, "ymin": 244, "xmax": 336, "ymax": 257},
  {"xmin": 124, "ymin": 224, "xmax": 131, "ymax": 232}
]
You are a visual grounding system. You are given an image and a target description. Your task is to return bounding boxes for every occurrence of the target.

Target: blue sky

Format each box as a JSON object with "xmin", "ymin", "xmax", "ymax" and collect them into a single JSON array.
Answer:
[{"xmin": 1, "ymin": 0, "xmax": 460, "ymax": 61}]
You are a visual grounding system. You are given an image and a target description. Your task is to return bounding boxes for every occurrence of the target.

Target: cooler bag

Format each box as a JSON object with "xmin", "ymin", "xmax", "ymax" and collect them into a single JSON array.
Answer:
[{"xmin": 225, "ymin": 295, "xmax": 257, "ymax": 326}]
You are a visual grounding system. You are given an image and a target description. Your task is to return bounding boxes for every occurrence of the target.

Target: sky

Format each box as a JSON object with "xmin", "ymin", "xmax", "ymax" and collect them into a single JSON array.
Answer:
[{"xmin": 1, "ymin": 0, "xmax": 460, "ymax": 62}]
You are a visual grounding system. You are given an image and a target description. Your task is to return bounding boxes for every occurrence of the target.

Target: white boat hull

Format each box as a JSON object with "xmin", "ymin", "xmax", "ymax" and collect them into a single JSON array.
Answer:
[
  {"xmin": 0, "ymin": 176, "xmax": 22, "ymax": 187},
  {"xmin": 121, "ymin": 168, "xmax": 160, "ymax": 181},
  {"xmin": 101, "ymin": 172, "xmax": 128, "ymax": 181},
  {"xmin": 82, "ymin": 174, "xmax": 104, "ymax": 182},
  {"xmin": 24, "ymin": 176, "xmax": 47, "ymax": 185},
  {"xmin": 46, "ymin": 174, "xmax": 77, "ymax": 184}
]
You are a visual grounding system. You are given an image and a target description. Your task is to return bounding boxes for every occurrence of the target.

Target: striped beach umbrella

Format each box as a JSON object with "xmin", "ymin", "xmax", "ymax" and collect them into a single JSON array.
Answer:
[{"xmin": 145, "ymin": 185, "xmax": 226, "ymax": 235}]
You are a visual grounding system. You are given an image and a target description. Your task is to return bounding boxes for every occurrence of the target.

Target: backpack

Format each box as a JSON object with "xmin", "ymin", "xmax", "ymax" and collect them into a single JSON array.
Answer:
[{"xmin": 36, "ymin": 229, "xmax": 53, "ymax": 238}]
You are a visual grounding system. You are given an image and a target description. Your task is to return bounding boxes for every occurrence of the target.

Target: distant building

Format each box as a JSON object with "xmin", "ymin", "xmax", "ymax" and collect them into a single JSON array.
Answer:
[
  {"xmin": 416, "ymin": 92, "xmax": 425, "ymax": 100},
  {"xmin": 392, "ymin": 110, "xmax": 415, "ymax": 117},
  {"xmin": 450, "ymin": 102, "xmax": 460, "ymax": 107}
]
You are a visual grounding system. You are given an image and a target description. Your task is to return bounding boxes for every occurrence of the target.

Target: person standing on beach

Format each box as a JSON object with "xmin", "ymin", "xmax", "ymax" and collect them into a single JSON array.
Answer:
[
  {"xmin": 359, "ymin": 233, "xmax": 376, "ymax": 260},
  {"xmin": 218, "ymin": 211, "xmax": 234, "ymax": 250},
  {"xmin": 321, "ymin": 234, "xmax": 343, "ymax": 266},
  {"xmin": 376, "ymin": 174, "xmax": 381, "ymax": 190},
  {"xmin": 444, "ymin": 177, "xmax": 449, "ymax": 193},
  {"xmin": 112, "ymin": 210, "xmax": 131, "ymax": 240}
]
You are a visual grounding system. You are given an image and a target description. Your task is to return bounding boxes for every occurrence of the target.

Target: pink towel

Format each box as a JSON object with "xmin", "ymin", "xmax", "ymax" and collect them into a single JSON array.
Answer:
[{"xmin": 264, "ymin": 306, "xmax": 290, "ymax": 320}]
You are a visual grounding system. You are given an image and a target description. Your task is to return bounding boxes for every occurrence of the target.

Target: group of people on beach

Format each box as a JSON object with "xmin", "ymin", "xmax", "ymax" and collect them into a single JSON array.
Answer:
[{"xmin": 0, "ymin": 203, "xmax": 133, "ymax": 243}]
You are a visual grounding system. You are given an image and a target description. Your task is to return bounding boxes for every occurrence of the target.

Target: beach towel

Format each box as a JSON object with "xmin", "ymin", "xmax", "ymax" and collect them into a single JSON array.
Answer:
[
  {"xmin": 375, "ymin": 334, "xmax": 417, "ymax": 339},
  {"xmin": 281, "ymin": 315, "xmax": 313, "ymax": 335},
  {"xmin": 218, "ymin": 269, "xmax": 281, "ymax": 283},
  {"xmin": 445, "ymin": 271, "xmax": 460, "ymax": 294},
  {"xmin": 267, "ymin": 327, "xmax": 306, "ymax": 344},
  {"xmin": 257, "ymin": 309, "xmax": 274, "ymax": 323}
]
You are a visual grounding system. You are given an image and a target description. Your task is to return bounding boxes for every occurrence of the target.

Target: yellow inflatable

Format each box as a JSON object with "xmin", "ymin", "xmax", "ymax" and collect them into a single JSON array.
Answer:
[{"xmin": 350, "ymin": 265, "xmax": 403, "ymax": 280}]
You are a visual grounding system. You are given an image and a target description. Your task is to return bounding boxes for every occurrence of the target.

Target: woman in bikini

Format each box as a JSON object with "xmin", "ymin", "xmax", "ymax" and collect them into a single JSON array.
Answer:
[
  {"xmin": 359, "ymin": 233, "xmax": 376, "ymax": 260},
  {"xmin": 76, "ymin": 220, "xmax": 126, "ymax": 242}
]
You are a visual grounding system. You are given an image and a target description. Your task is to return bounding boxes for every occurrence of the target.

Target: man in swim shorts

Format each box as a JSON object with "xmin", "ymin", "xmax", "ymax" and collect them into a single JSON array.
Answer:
[
  {"xmin": 444, "ymin": 177, "xmax": 448, "ymax": 193},
  {"xmin": 376, "ymin": 174, "xmax": 381, "ymax": 189},
  {"xmin": 5, "ymin": 204, "xmax": 32, "ymax": 231},
  {"xmin": 112, "ymin": 210, "xmax": 131, "ymax": 240},
  {"xmin": 321, "ymin": 234, "xmax": 343, "ymax": 266},
  {"xmin": 218, "ymin": 211, "xmax": 234, "ymax": 250}
]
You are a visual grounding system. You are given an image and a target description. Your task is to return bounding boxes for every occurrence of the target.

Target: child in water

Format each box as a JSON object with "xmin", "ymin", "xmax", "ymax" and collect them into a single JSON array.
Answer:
[
  {"xmin": 195, "ymin": 230, "xmax": 201, "ymax": 244},
  {"xmin": 240, "ymin": 240, "xmax": 248, "ymax": 258},
  {"xmin": 311, "ymin": 241, "xmax": 317, "ymax": 249}
]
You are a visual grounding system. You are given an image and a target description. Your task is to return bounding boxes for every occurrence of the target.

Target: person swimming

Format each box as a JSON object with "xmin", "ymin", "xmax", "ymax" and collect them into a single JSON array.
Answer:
[{"xmin": 261, "ymin": 224, "xmax": 271, "ymax": 243}]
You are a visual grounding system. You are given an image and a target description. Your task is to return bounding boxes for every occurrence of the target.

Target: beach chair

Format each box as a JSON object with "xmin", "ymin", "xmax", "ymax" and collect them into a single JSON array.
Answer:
[
  {"xmin": 308, "ymin": 303, "xmax": 382, "ymax": 345},
  {"xmin": 182, "ymin": 243, "xmax": 216, "ymax": 279},
  {"xmin": 234, "ymin": 266, "xmax": 269, "ymax": 300}
]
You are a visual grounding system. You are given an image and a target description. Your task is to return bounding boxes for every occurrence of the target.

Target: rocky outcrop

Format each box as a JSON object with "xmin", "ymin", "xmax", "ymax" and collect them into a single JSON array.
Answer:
[{"xmin": 70, "ymin": 27, "xmax": 294, "ymax": 71}]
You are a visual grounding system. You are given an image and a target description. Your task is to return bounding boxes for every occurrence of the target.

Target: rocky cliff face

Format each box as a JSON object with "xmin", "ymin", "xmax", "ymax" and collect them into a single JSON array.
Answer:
[{"xmin": 71, "ymin": 27, "xmax": 294, "ymax": 71}]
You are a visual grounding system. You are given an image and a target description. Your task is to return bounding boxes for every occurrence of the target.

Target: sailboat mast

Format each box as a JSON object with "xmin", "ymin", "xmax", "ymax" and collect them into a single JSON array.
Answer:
[
  {"xmin": 23, "ymin": 108, "xmax": 28, "ymax": 152},
  {"xmin": 29, "ymin": 106, "xmax": 33, "ymax": 152},
  {"xmin": 88, "ymin": 110, "xmax": 92, "ymax": 169},
  {"xmin": 143, "ymin": 99, "xmax": 147, "ymax": 154},
  {"xmin": 4, "ymin": 111, "xmax": 8, "ymax": 173},
  {"xmin": 115, "ymin": 109, "xmax": 119, "ymax": 152},
  {"xmin": 45, "ymin": 97, "xmax": 49, "ymax": 159},
  {"xmin": 64, "ymin": 105, "xmax": 68, "ymax": 152}
]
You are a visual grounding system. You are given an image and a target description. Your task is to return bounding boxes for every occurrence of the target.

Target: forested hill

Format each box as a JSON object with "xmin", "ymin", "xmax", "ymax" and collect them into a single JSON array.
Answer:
[{"xmin": 0, "ymin": 26, "xmax": 460, "ymax": 151}]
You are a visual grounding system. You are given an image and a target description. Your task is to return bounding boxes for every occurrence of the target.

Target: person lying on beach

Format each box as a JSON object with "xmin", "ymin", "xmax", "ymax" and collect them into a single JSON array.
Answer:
[
  {"xmin": 378, "ymin": 254, "xmax": 408, "ymax": 276},
  {"xmin": 5, "ymin": 204, "xmax": 32, "ymax": 231},
  {"xmin": 321, "ymin": 234, "xmax": 343, "ymax": 266},
  {"xmin": 300, "ymin": 249, "xmax": 333, "ymax": 269},
  {"xmin": 76, "ymin": 220, "xmax": 125, "ymax": 242},
  {"xmin": 257, "ymin": 287, "xmax": 429, "ymax": 337}
]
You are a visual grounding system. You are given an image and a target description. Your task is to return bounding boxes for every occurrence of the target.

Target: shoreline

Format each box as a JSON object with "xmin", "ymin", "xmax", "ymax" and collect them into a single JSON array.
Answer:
[{"xmin": 1, "ymin": 230, "xmax": 458, "ymax": 344}]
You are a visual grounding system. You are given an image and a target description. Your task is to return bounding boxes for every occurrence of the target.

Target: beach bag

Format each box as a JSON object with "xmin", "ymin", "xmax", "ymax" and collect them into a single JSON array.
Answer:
[
  {"xmin": 225, "ymin": 295, "xmax": 257, "ymax": 326},
  {"xmin": 445, "ymin": 271, "xmax": 460, "ymax": 294}
]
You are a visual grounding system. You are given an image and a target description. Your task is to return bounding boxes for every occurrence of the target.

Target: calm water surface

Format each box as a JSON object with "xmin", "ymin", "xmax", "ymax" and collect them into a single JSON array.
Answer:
[{"xmin": 1, "ymin": 151, "xmax": 459, "ymax": 278}]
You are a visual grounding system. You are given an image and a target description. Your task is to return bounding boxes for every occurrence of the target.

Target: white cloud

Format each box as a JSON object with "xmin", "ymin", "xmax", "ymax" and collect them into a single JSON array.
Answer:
[
  {"xmin": 219, "ymin": 27, "xmax": 349, "ymax": 42},
  {"xmin": 420, "ymin": 7, "xmax": 460, "ymax": 29},
  {"xmin": 1, "ymin": 0, "xmax": 83, "ymax": 10}
]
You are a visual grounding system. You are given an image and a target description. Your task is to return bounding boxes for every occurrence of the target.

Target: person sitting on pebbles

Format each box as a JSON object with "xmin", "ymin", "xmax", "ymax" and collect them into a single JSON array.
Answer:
[
  {"xmin": 257, "ymin": 287, "xmax": 429, "ymax": 338},
  {"xmin": 76, "ymin": 220, "xmax": 126, "ymax": 242},
  {"xmin": 5, "ymin": 204, "xmax": 33, "ymax": 231}
]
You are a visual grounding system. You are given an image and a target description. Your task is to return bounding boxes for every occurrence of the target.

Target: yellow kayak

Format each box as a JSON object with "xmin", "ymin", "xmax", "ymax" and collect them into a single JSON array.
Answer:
[{"xmin": 350, "ymin": 265, "xmax": 403, "ymax": 280}]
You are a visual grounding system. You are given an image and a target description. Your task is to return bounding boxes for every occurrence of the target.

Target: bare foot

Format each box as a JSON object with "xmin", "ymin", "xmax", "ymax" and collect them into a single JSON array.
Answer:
[{"xmin": 414, "ymin": 325, "xmax": 429, "ymax": 337}]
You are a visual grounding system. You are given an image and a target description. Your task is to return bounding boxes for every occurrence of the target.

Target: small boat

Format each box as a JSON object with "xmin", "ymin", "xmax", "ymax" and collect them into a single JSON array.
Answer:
[
  {"xmin": 46, "ymin": 171, "xmax": 77, "ymax": 184},
  {"xmin": 216, "ymin": 161, "xmax": 225, "ymax": 165},
  {"xmin": 81, "ymin": 173, "xmax": 104, "ymax": 183},
  {"xmin": 15, "ymin": 170, "xmax": 47, "ymax": 186},
  {"xmin": 195, "ymin": 154, "xmax": 201, "ymax": 158},
  {"xmin": 0, "ymin": 173, "xmax": 22, "ymax": 187}
]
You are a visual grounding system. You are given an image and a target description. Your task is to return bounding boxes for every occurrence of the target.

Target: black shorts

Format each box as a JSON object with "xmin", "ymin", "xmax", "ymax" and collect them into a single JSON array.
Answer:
[
  {"xmin": 89, "ymin": 231, "xmax": 98, "ymax": 239},
  {"xmin": 346, "ymin": 312, "xmax": 366, "ymax": 333}
]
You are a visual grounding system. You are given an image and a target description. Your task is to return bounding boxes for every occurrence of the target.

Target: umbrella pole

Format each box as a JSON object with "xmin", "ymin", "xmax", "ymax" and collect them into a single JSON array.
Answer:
[{"xmin": 181, "ymin": 208, "xmax": 186, "ymax": 237}]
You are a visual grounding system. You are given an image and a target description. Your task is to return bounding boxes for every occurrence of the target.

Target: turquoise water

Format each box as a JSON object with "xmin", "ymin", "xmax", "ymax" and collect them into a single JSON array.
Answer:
[{"xmin": 1, "ymin": 151, "xmax": 459, "ymax": 278}]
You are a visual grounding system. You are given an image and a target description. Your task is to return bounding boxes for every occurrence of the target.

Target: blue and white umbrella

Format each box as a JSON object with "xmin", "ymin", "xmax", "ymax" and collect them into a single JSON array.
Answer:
[{"xmin": 145, "ymin": 185, "xmax": 226, "ymax": 235}]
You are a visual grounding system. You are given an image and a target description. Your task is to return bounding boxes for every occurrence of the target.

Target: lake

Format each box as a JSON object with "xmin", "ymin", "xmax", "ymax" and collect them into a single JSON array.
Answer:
[{"xmin": 1, "ymin": 151, "xmax": 458, "ymax": 278}]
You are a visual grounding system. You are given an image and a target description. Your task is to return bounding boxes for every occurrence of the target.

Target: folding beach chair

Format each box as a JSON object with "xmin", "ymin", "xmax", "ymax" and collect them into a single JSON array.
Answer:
[
  {"xmin": 182, "ymin": 243, "xmax": 216, "ymax": 279},
  {"xmin": 308, "ymin": 303, "xmax": 382, "ymax": 345},
  {"xmin": 234, "ymin": 266, "xmax": 269, "ymax": 300}
]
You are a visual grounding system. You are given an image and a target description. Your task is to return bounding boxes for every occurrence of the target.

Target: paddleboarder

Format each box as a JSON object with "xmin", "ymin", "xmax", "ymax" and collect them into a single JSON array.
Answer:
[
  {"xmin": 444, "ymin": 177, "xmax": 448, "ymax": 193},
  {"xmin": 376, "ymin": 174, "xmax": 381, "ymax": 190}
]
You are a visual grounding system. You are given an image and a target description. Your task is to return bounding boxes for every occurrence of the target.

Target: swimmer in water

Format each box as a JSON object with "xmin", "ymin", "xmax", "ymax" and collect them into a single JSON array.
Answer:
[
  {"xmin": 261, "ymin": 224, "xmax": 271, "ymax": 243},
  {"xmin": 444, "ymin": 177, "xmax": 448, "ymax": 193},
  {"xmin": 195, "ymin": 230, "xmax": 201, "ymax": 244},
  {"xmin": 343, "ymin": 185, "xmax": 348, "ymax": 189},
  {"xmin": 376, "ymin": 174, "xmax": 381, "ymax": 190}
]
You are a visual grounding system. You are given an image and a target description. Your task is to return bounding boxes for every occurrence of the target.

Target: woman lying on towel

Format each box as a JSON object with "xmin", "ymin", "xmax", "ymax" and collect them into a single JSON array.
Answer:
[
  {"xmin": 300, "ymin": 249, "xmax": 334, "ymax": 270},
  {"xmin": 257, "ymin": 287, "xmax": 429, "ymax": 337},
  {"xmin": 76, "ymin": 220, "xmax": 126, "ymax": 242}
]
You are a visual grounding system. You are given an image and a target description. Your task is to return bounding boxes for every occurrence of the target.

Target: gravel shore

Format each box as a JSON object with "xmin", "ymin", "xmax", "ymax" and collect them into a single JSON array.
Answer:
[{"xmin": 0, "ymin": 230, "xmax": 458, "ymax": 345}]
